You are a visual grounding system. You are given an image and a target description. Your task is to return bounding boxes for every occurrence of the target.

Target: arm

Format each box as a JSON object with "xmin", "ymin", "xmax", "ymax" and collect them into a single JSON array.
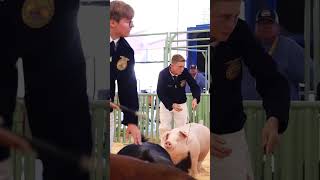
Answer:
[
  {"xmin": 185, "ymin": 84, "xmax": 191, "ymax": 93},
  {"xmin": 240, "ymin": 21, "xmax": 290, "ymax": 133},
  {"xmin": 198, "ymin": 73, "xmax": 207, "ymax": 92},
  {"xmin": 156, "ymin": 71, "xmax": 173, "ymax": 111},
  {"xmin": 287, "ymin": 38, "xmax": 306, "ymax": 84},
  {"xmin": 117, "ymin": 53, "xmax": 139, "ymax": 126},
  {"xmin": 286, "ymin": 39, "xmax": 314, "ymax": 91},
  {"xmin": 186, "ymin": 70, "xmax": 201, "ymax": 103}
]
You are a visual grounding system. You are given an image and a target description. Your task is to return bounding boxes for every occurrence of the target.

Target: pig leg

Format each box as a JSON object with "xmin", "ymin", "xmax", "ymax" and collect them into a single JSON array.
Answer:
[
  {"xmin": 197, "ymin": 149, "xmax": 209, "ymax": 173},
  {"xmin": 190, "ymin": 156, "xmax": 199, "ymax": 177},
  {"xmin": 197, "ymin": 161, "xmax": 206, "ymax": 173},
  {"xmin": 189, "ymin": 144, "xmax": 201, "ymax": 177}
]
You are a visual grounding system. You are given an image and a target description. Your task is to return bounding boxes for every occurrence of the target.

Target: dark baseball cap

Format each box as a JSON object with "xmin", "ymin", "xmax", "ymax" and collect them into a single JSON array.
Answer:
[
  {"xmin": 256, "ymin": 9, "xmax": 279, "ymax": 23},
  {"xmin": 189, "ymin": 64, "xmax": 197, "ymax": 69}
]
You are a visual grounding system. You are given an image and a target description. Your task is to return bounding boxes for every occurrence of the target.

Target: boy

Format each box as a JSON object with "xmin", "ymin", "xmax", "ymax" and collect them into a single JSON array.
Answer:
[
  {"xmin": 0, "ymin": 1, "xmax": 93, "ymax": 179},
  {"xmin": 157, "ymin": 54, "xmax": 201, "ymax": 139},
  {"xmin": 211, "ymin": 0, "xmax": 290, "ymax": 179},
  {"xmin": 110, "ymin": 0, "xmax": 141, "ymax": 147}
]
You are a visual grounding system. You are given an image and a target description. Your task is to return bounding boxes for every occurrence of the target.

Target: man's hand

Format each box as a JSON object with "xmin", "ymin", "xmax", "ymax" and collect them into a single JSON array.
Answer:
[
  {"xmin": 126, "ymin": 124, "xmax": 142, "ymax": 145},
  {"xmin": 172, "ymin": 103, "xmax": 183, "ymax": 112},
  {"xmin": 191, "ymin": 98, "xmax": 198, "ymax": 110},
  {"xmin": 0, "ymin": 128, "xmax": 33, "ymax": 153},
  {"xmin": 109, "ymin": 102, "xmax": 120, "ymax": 110},
  {"xmin": 262, "ymin": 117, "xmax": 280, "ymax": 155},
  {"xmin": 211, "ymin": 134, "xmax": 232, "ymax": 159}
]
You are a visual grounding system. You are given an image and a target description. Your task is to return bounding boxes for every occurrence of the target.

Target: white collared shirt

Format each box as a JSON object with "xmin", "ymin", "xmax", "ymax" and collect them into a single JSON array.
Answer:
[
  {"xmin": 110, "ymin": 36, "xmax": 120, "ymax": 46},
  {"xmin": 169, "ymin": 66, "xmax": 178, "ymax": 78},
  {"xmin": 110, "ymin": 36, "xmax": 120, "ymax": 62}
]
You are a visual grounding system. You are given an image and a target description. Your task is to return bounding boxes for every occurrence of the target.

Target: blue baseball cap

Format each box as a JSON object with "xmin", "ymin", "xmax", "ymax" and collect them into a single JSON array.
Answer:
[
  {"xmin": 189, "ymin": 64, "xmax": 197, "ymax": 69},
  {"xmin": 256, "ymin": 9, "xmax": 279, "ymax": 24}
]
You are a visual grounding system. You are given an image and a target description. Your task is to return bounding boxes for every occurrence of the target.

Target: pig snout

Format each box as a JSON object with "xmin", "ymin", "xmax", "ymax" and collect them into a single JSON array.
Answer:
[{"xmin": 164, "ymin": 141, "xmax": 173, "ymax": 149}]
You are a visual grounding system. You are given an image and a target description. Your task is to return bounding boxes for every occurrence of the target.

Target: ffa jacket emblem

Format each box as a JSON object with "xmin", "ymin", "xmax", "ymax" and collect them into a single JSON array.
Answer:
[
  {"xmin": 22, "ymin": 0, "xmax": 55, "ymax": 28},
  {"xmin": 225, "ymin": 58, "xmax": 241, "ymax": 80},
  {"xmin": 117, "ymin": 56, "xmax": 129, "ymax": 71},
  {"xmin": 180, "ymin": 80, "xmax": 186, "ymax": 87}
]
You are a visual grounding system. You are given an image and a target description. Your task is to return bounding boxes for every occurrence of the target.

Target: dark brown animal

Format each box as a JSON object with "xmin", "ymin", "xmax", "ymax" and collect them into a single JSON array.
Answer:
[{"xmin": 110, "ymin": 154, "xmax": 195, "ymax": 180}]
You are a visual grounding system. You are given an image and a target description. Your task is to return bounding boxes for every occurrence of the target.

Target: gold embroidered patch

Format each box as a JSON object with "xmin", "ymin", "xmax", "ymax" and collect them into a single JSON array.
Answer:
[
  {"xmin": 116, "ymin": 56, "xmax": 129, "ymax": 71},
  {"xmin": 180, "ymin": 80, "xmax": 186, "ymax": 87},
  {"xmin": 225, "ymin": 58, "xmax": 241, "ymax": 80},
  {"xmin": 22, "ymin": 0, "xmax": 55, "ymax": 29}
]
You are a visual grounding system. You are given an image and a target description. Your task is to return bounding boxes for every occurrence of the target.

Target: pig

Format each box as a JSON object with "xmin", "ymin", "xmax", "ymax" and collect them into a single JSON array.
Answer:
[
  {"xmin": 110, "ymin": 154, "xmax": 196, "ymax": 180},
  {"xmin": 161, "ymin": 123, "xmax": 210, "ymax": 177}
]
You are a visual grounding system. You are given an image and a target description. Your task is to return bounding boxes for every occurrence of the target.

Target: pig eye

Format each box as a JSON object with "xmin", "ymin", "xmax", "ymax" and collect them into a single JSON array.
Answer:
[{"xmin": 165, "ymin": 133, "xmax": 170, "ymax": 140}]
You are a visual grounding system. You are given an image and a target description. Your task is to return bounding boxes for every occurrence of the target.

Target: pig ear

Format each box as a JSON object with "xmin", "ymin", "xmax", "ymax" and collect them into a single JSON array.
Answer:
[{"xmin": 179, "ymin": 131, "xmax": 188, "ymax": 139}]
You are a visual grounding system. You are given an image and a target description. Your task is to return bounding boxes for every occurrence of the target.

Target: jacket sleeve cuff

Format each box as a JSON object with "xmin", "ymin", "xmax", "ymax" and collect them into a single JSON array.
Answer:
[
  {"xmin": 122, "ymin": 113, "xmax": 138, "ymax": 126},
  {"xmin": 266, "ymin": 114, "xmax": 288, "ymax": 134}
]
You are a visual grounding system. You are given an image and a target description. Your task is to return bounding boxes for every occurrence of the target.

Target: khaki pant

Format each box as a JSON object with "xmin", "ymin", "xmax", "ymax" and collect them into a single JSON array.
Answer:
[
  {"xmin": 110, "ymin": 113, "xmax": 114, "ymax": 151},
  {"xmin": 159, "ymin": 102, "xmax": 188, "ymax": 139},
  {"xmin": 212, "ymin": 129, "xmax": 254, "ymax": 180}
]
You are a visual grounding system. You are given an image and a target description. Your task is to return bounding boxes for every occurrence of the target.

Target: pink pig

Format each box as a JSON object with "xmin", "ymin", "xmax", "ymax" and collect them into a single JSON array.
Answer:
[{"xmin": 161, "ymin": 123, "xmax": 210, "ymax": 177}]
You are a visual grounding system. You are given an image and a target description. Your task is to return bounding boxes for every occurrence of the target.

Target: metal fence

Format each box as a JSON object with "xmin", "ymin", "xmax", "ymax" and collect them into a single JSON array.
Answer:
[
  {"xmin": 112, "ymin": 93, "xmax": 210, "ymax": 143},
  {"xmin": 244, "ymin": 101, "xmax": 320, "ymax": 180},
  {"xmin": 8, "ymin": 98, "xmax": 320, "ymax": 180}
]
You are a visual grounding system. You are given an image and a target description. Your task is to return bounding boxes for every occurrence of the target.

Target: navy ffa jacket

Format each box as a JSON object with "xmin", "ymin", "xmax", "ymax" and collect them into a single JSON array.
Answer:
[
  {"xmin": 211, "ymin": 19, "xmax": 290, "ymax": 134},
  {"xmin": 0, "ymin": 0, "xmax": 93, "ymax": 165},
  {"xmin": 110, "ymin": 37, "xmax": 139, "ymax": 125},
  {"xmin": 157, "ymin": 67, "xmax": 201, "ymax": 111},
  {"xmin": 1, "ymin": 0, "xmax": 85, "ymax": 66}
]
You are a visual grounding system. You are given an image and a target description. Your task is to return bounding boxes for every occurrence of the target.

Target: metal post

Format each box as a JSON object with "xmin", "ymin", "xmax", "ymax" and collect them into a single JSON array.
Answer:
[
  {"xmin": 164, "ymin": 32, "xmax": 170, "ymax": 67},
  {"xmin": 202, "ymin": 51, "xmax": 208, "ymax": 91},
  {"xmin": 313, "ymin": 0, "xmax": 320, "ymax": 92},
  {"xmin": 208, "ymin": 46, "xmax": 211, "ymax": 94},
  {"xmin": 304, "ymin": 0, "xmax": 312, "ymax": 100}
]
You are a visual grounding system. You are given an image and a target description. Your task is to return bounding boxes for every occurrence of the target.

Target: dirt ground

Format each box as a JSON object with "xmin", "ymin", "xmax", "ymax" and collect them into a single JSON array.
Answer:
[{"xmin": 111, "ymin": 142, "xmax": 210, "ymax": 180}]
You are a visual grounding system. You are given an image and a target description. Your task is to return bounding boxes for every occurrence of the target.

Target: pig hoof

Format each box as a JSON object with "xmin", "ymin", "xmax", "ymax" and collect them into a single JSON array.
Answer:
[
  {"xmin": 190, "ymin": 171, "xmax": 199, "ymax": 178},
  {"xmin": 191, "ymin": 173, "xmax": 199, "ymax": 178},
  {"xmin": 198, "ymin": 166, "xmax": 206, "ymax": 173}
]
